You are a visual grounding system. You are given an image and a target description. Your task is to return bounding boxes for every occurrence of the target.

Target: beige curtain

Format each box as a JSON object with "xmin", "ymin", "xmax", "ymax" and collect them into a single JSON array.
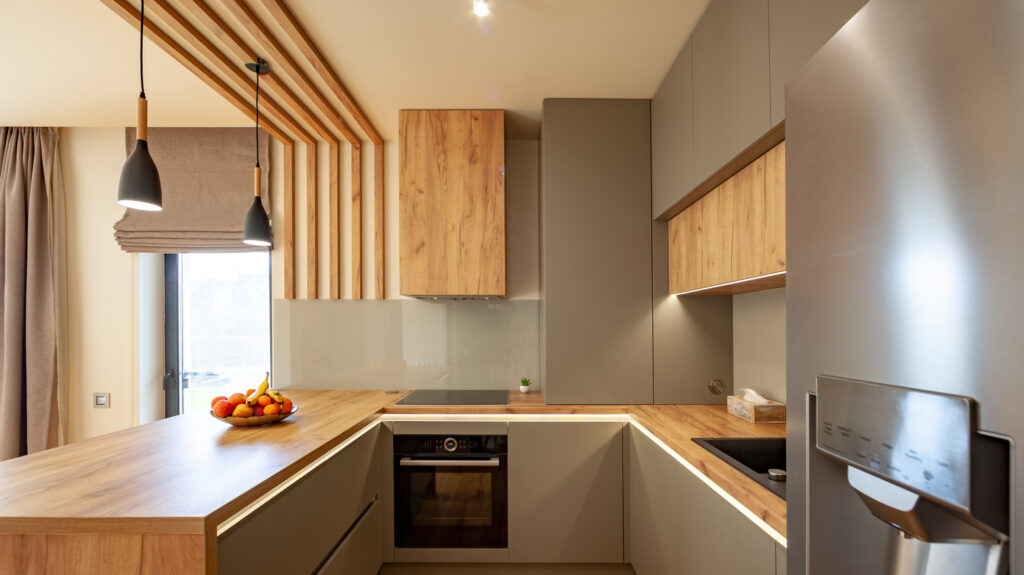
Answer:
[
  {"xmin": 113, "ymin": 127, "xmax": 270, "ymax": 253},
  {"xmin": 0, "ymin": 127, "xmax": 64, "ymax": 461}
]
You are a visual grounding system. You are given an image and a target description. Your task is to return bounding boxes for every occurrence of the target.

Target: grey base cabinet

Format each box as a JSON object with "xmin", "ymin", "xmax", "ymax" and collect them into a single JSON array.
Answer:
[
  {"xmin": 629, "ymin": 426, "xmax": 780, "ymax": 575},
  {"xmin": 218, "ymin": 426, "xmax": 382, "ymax": 575},
  {"xmin": 318, "ymin": 499, "xmax": 383, "ymax": 575},
  {"xmin": 508, "ymin": 421, "xmax": 624, "ymax": 563},
  {"xmin": 629, "ymin": 428, "xmax": 678, "ymax": 575},
  {"xmin": 677, "ymin": 455, "xmax": 775, "ymax": 575}
]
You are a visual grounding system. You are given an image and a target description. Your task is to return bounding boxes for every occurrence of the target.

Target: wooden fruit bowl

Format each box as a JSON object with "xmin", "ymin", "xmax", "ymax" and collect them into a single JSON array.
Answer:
[{"xmin": 210, "ymin": 405, "xmax": 297, "ymax": 427}]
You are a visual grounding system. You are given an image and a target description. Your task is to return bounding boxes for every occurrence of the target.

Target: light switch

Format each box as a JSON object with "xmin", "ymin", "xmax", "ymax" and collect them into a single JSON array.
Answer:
[{"xmin": 93, "ymin": 392, "xmax": 110, "ymax": 408}]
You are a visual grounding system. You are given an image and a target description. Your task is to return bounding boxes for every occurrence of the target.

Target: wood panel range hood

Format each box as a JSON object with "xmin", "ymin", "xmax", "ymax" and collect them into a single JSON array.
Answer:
[{"xmin": 399, "ymin": 109, "xmax": 507, "ymax": 300}]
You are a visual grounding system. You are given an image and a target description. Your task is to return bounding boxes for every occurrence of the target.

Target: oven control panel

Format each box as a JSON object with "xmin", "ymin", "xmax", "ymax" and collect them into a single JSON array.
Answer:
[{"xmin": 394, "ymin": 434, "xmax": 508, "ymax": 456}]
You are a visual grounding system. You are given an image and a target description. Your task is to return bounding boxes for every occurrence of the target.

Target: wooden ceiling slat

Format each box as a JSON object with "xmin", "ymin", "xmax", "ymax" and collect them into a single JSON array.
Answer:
[
  {"xmin": 217, "ymin": 0, "xmax": 362, "ymax": 147},
  {"xmin": 256, "ymin": 0, "xmax": 383, "ymax": 146},
  {"xmin": 100, "ymin": 0, "xmax": 292, "ymax": 145},
  {"xmin": 145, "ymin": 0, "xmax": 314, "ymax": 144},
  {"xmin": 351, "ymin": 145, "xmax": 362, "ymax": 299},
  {"xmin": 374, "ymin": 143, "xmax": 385, "ymax": 299},
  {"xmin": 329, "ymin": 143, "xmax": 340, "ymax": 299},
  {"xmin": 177, "ymin": 0, "xmax": 336, "ymax": 145},
  {"xmin": 306, "ymin": 143, "xmax": 318, "ymax": 299}
]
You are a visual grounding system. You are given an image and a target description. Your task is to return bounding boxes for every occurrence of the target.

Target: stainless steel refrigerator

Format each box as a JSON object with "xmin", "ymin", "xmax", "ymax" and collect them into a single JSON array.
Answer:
[{"xmin": 786, "ymin": 0, "xmax": 1022, "ymax": 573}]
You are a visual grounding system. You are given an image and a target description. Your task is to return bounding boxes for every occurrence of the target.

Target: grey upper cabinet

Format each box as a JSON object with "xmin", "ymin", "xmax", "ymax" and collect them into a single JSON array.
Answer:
[
  {"xmin": 677, "ymin": 459, "xmax": 776, "ymax": 575},
  {"xmin": 508, "ymin": 421, "xmax": 624, "ymax": 563},
  {"xmin": 540, "ymin": 99, "xmax": 653, "ymax": 404},
  {"xmin": 768, "ymin": 0, "xmax": 869, "ymax": 125},
  {"xmin": 652, "ymin": 39, "xmax": 695, "ymax": 219},
  {"xmin": 692, "ymin": 0, "xmax": 771, "ymax": 182},
  {"xmin": 651, "ymin": 0, "xmax": 865, "ymax": 218}
]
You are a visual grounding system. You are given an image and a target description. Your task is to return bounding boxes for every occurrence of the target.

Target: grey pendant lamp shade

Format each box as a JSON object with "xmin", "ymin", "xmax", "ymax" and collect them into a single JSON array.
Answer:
[
  {"xmin": 243, "ymin": 58, "xmax": 272, "ymax": 247},
  {"xmin": 118, "ymin": 0, "xmax": 162, "ymax": 211}
]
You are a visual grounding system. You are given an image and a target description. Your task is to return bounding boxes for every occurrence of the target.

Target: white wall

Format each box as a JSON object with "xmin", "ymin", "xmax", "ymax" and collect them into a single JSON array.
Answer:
[{"xmin": 732, "ymin": 288, "xmax": 786, "ymax": 402}]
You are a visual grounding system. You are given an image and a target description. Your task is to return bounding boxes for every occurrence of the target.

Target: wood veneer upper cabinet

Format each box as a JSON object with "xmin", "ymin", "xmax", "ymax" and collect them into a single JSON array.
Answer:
[
  {"xmin": 668, "ymin": 142, "xmax": 786, "ymax": 295},
  {"xmin": 667, "ymin": 198, "xmax": 704, "ymax": 294},
  {"xmin": 729, "ymin": 156, "xmax": 767, "ymax": 281},
  {"xmin": 399, "ymin": 109, "xmax": 506, "ymax": 297},
  {"xmin": 763, "ymin": 141, "xmax": 786, "ymax": 274}
]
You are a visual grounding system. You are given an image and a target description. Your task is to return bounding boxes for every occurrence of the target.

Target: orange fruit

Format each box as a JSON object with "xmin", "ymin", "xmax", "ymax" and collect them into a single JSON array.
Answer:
[
  {"xmin": 212, "ymin": 400, "xmax": 233, "ymax": 418},
  {"xmin": 210, "ymin": 396, "xmax": 228, "ymax": 409},
  {"xmin": 227, "ymin": 393, "xmax": 246, "ymax": 407},
  {"xmin": 245, "ymin": 388, "xmax": 256, "ymax": 397},
  {"xmin": 257, "ymin": 395, "xmax": 273, "ymax": 407},
  {"xmin": 281, "ymin": 398, "xmax": 293, "ymax": 414},
  {"xmin": 232, "ymin": 404, "xmax": 253, "ymax": 417},
  {"xmin": 263, "ymin": 403, "xmax": 280, "ymax": 415}
]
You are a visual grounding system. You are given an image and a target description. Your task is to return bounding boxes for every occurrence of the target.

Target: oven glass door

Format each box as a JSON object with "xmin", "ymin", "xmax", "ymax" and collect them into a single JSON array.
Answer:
[{"xmin": 395, "ymin": 456, "xmax": 508, "ymax": 548}]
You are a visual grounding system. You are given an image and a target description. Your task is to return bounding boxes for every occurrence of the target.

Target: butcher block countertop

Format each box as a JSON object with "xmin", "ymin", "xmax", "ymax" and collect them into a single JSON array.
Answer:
[
  {"xmin": 0, "ymin": 390, "xmax": 786, "ymax": 540},
  {"xmin": 386, "ymin": 392, "xmax": 787, "ymax": 537}
]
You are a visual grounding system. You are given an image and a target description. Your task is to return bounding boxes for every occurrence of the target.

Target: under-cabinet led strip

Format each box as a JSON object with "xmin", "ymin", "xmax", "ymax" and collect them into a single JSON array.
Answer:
[
  {"xmin": 217, "ymin": 413, "xmax": 787, "ymax": 548},
  {"xmin": 672, "ymin": 271, "xmax": 786, "ymax": 296}
]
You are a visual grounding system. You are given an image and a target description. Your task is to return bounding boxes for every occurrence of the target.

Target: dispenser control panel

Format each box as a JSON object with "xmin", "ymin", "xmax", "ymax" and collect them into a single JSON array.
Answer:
[{"xmin": 816, "ymin": 375, "xmax": 973, "ymax": 510}]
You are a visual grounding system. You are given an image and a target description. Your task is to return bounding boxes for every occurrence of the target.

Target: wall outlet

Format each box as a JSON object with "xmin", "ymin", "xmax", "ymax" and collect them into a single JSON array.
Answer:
[{"xmin": 93, "ymin": 392, "xmax": 111, "ymax": 409}]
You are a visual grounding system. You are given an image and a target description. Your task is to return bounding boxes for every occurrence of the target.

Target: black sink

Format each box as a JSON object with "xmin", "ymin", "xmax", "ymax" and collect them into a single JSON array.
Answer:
[{"xmin": 692, "ymin": 437, "xmax": 787, "ymax": 500}]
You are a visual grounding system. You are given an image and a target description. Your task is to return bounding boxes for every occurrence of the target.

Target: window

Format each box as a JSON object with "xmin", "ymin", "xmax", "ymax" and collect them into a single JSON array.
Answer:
[{"xmin": 165, "ymin": 252, "xmax": 271, "ymax": 416}]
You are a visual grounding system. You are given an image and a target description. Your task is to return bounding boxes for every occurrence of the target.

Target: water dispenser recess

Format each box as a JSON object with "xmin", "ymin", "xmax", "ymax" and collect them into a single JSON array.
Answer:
[{"xmin": 815, "ymin": 376, "xmax": 1010, "ymax": 575}]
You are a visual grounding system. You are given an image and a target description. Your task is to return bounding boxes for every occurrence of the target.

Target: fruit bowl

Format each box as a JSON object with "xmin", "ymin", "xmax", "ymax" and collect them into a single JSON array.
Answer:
[{"xmin": 210, "ymin": 404, "xmax": 297, "ymax": 427}]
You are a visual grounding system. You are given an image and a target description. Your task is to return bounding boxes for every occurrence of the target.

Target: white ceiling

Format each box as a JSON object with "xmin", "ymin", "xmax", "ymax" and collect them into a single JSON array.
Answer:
[{"xmin": 0, "ymin": 0, "xmax": 710, "ymax": 140}]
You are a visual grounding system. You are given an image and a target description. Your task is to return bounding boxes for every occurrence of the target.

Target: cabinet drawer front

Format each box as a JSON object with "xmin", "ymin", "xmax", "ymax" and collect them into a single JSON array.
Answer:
[
  {"xmin": 218, "ymin": 425, "xmax": 381, "ymax": 575},
  {"xmin": 318, "ymin": 499, "xmax": 382, "ymax": 575}
]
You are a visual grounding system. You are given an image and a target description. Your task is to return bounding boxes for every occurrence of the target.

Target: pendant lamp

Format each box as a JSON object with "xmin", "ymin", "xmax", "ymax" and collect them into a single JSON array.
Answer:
[
  {"xmin": 243, "ymin": 58, "xmax": 272, "ymax": 247},
  {"xmin": 118, "ymin": 0, "xmax": 162, "ymax": 211}
]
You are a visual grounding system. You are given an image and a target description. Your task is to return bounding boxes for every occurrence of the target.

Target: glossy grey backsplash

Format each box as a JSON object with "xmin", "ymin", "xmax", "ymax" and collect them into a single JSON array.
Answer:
[{"xmin": 273, "ymin": 299, "xmax": 540, "ymax": 391}]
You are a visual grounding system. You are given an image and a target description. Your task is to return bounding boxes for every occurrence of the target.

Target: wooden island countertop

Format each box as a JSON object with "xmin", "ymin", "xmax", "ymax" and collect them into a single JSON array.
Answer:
[{"xmin": 0, "ymin": 389, "xmax": 786, "ymax": 573}]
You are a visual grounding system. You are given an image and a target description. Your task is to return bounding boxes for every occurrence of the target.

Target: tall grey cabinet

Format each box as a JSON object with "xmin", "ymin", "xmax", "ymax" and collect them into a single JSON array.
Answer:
[{"xmin": 540, "ymin": 99, "xmax": 653, "ymax": 404}]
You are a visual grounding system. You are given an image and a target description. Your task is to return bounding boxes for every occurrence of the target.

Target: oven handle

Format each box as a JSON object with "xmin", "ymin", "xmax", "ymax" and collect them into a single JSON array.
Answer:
[{"xmin": 398, "ymin": 457, "xmax": 501, "ymax": 468}]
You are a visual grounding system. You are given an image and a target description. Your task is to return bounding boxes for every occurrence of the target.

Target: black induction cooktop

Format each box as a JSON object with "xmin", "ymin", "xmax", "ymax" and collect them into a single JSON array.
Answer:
[{"xmin": 394, "ymin": 389, "xmax": 509, "ymax": 406}]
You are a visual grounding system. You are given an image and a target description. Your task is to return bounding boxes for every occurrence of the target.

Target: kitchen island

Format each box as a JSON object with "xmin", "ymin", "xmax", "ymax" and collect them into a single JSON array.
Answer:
[{"xmin": 0, "ymin": 390, "xmax": 785, "ymax": 574}]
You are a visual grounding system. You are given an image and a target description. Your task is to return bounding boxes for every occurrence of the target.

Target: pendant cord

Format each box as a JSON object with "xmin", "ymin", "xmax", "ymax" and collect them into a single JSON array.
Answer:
[
  {"xmin": 255, "ymin": 66, "xmax": 260, "ymax": 168},
  {"xmin": 139, "ymin": 0, "xmax": 145, "ymax": 99}
]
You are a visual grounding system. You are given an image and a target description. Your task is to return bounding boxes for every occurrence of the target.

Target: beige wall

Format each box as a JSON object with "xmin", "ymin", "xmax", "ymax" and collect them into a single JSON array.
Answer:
[
  {"xmin": 61, "ymin": 128, "xmax": 137, "ymax": 441},
  {"xmin": 732, "ymin": 287, "xmax": 786, "ymax": 402}
]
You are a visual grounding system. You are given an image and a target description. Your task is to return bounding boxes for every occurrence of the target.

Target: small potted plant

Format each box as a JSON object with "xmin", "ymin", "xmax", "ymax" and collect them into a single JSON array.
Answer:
[{"xmin": 519, "ymin": 377, "xmax": 532, "ymax": 394}]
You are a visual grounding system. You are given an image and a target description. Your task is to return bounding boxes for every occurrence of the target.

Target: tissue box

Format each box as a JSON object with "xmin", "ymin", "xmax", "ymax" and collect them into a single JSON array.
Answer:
[{"xmin": 727, "ymin": 395, "xmax": 786, "ymax": 423}]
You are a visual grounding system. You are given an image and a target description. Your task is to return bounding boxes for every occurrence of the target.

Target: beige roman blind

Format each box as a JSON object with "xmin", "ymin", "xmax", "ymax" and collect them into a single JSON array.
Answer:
[{"xmin": 114, "ymin": 127, "xmax": 270, "ymax": 253}]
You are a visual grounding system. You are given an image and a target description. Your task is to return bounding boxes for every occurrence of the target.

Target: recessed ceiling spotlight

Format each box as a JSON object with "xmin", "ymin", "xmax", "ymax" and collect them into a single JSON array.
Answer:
[{"xmin": 473, "ymin": 0, "xmax": 490, "ymax": 17}]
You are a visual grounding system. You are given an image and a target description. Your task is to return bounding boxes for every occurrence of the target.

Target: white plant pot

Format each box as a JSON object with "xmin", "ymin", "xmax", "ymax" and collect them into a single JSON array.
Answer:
[{"xmin": 519, "ymin": 385, "xmax": 530, "ymax": 394}]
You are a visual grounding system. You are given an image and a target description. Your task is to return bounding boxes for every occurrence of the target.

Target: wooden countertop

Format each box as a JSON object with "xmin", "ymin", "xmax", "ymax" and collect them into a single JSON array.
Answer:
[
  {"xmin": 0, "ymin": 390, "xmax": 402, "ymax": 535},
  {"xmin": 0, "ymin": 389, "xmax": 785, "ymax": 541},
  {"xmin": 630, "ymin": 404, "xmax": 786, "ymax": 537},
  {"xmin": 386, "ymin": 392, "xmax": 787, "ymax": 538}
]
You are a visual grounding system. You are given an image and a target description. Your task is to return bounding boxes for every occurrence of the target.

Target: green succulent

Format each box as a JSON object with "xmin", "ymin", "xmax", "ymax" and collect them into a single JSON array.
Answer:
[{"xmin": 520, "ymin": 377, "xmax": 532, "ymax": 386}]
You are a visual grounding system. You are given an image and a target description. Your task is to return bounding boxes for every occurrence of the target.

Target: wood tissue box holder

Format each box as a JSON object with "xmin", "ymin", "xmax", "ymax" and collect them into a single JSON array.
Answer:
[{"xmin": 727, "ymin": 395, "xmax": 786, "ymax": 423}]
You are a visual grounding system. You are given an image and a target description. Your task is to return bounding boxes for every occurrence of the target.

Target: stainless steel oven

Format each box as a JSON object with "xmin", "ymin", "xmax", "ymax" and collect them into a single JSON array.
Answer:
[{"xmin": 393, "ymin": 434, "xmax": 508, "ymax": 550}]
